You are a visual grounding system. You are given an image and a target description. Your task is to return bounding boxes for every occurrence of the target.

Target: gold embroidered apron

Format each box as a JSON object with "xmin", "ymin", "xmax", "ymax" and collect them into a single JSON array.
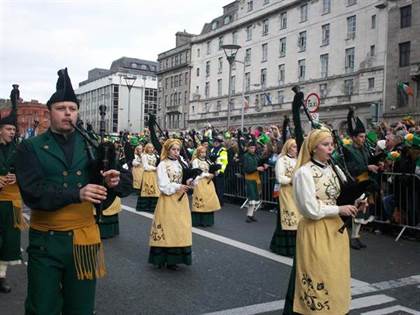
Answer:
[
  {"xmin": 141, "ymin": 171, "xmax": 160, "ymax": 197},
  {"xmin": 279, "ymin": 157, "xmax": 301, "ymax": 230},
  {"xmin": 293, "ymin": 163, "xmax": 350, "ymax": 315},
  {"xmin": 149, "ymin": 193, "xmax": 192, "ymax": 247},
  {"xmin": 132, "ymin": 166, "xmax": 144, "ymax": 189},
  {"xmin": 192, "ymin": 178, "xmax": 221, "ymax": 213}
]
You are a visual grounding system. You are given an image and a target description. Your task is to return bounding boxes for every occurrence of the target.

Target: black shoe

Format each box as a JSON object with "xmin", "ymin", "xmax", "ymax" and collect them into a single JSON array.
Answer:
[
  {"xmin": 250, "ymin": 216, "xmax": 258, "ymax": 222},
  {"xmin": 246, "ymin": 216, "xmax": 253, "ymax": 223},
  {"xmin": 350, "ymin": 239, "xmax": 361, "ymax": 250},
  {"xmin": 0, "ymin": 278, "xmax": 11, "ymax": 293},
  {"xmin": 356, "ymin": 238, "xmax": 367, "ymax": 249},
  {"xmin": 166, "ymin": 264, "xmax": 179, "ymax": 271}
]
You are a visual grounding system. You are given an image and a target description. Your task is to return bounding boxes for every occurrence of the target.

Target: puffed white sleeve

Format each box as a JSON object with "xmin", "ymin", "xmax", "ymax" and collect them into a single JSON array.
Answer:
[
  {"xmin": 157, "ymin": 162, "xmax": 181, "ymax": 195},
  {"xmin": 275, "ymin": 157, "xmax": 292, "ymax": 185},
  {"xmin": 142, "ymin": 155, "xmax": 156, "ymax": 171},
  {"xmin": 132, "ymin": 155, "xmax": 141, "ymax": 167},
  {"xmin": 192, "ymin": 159, "xmax": 209, "ymax": 181},
  {"xmin": 293, "ymin": 166, "xmax": 339, "ymax": 220}
]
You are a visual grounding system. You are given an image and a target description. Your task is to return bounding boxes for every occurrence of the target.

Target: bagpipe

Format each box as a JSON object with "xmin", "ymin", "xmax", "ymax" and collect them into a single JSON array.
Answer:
[
  {"xmin": 147, "ymin": 114, "xmax": 202, "ymax": 201},
  {"xmin": 291, "ymin": 87, "xmax": 369, "ymax": 233},
  {"xmin": 71, "ymin": 105, "xmax": 118, "ymax": 223}
]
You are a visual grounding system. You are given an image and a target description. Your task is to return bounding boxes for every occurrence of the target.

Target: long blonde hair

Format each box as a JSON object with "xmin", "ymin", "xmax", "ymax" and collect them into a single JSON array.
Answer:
[
  {"xmin": 160, "ymin": 138, "xmax": 182, "ymax": 161},
  {"xmin": 192, "ymin": 145, "xmax": 207, "ymax": 161},
  {"xmin": 144, "ymin": 143, "xmax": 154, "ymax": 154},
  {"xmin": 280, "ymin": 138, "xmax": 296, "ymax": 157}
]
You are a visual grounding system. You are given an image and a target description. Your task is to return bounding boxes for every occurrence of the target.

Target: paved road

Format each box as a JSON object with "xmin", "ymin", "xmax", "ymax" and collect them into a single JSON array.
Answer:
[{"xmin": 1, "ymin": 194, "xmax": 419, "ymax": 314}]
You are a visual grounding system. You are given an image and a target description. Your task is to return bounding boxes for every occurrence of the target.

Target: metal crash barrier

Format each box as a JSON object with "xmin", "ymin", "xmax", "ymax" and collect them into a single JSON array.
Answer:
[{"xmin": 224, "ymin": 164, "xmax": 419, "ymax": 241}]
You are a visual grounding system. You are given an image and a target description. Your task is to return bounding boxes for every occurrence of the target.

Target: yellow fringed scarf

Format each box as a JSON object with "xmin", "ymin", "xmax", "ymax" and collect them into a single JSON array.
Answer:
[
  {"xmin": 30, "ymin": 202, "xmax": 106, "ymax": 280},
  {"xmin": 245, "ymin": 171, "xmax": 262, "ymax": 192},
  {"xmin": 0, "ymin": 183, "xmax": 28, "ymax": 230}
]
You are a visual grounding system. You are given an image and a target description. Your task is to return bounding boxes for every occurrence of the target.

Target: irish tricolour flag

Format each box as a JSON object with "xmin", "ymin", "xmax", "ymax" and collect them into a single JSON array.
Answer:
[{"xmin": 398, "ymin": 81, "xmax": 414, "ymax": 96}]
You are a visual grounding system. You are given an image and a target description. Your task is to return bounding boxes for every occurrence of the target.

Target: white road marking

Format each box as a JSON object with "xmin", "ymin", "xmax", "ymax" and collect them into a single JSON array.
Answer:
[
  {"xmin": 201, "ymin": 294, "xmax": 396, "ymax": 315},
  {"xmin": 361, "ymin": 305, "xmax": 420, "ymax": 315}
]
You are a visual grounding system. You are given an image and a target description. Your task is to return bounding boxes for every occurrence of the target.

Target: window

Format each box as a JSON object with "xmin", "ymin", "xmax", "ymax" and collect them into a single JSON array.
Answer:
[
  {"xmin": 321, "ymin": 24, "xmax": 330, "ymax": 46},
  {"xmin": 370, "ymin": 45, "xmax": 375, "ymax": 57},
  {"xmin": 218, "ymin": 36, "xmax": 224, "ymax": 50},
  {"xmin": 399, "ymin": 42, "xmax": 411, "ymax": 67},
  {"xmin": 196, "ymin": 68, "xmax": 200, "ymax": 77},
  {"xmin": 298, "ymin": 31, "xmax": 306, "ymax": 52},
  {"xmin": 245, "ymin": 72, "xmax": 251, "ymax": 92},
  {"xmin": 345, "ymin": 47, "xmax": 355, "ymax": 73},
  {"xmin": 278, "ymin": 90, "xmax": 284, "ymax": 104},
  {"xmin": 165, "ymin": 78, "xmax": 169, "ymax": 89},
  {"xmin": 170, "ymin": 76, "xmax": 173, "ymax": 88},
  {"xmin": 217, "ymin": 100, "xmax": 222, "ymax": 111},
  {"xmin": 217, "ymin": 79, "xmax": 222, "ymax": 97},
  {"xmin": 178, "ymin": 74, "xmax": 182, "ymax": 86},
  {"xmin": 224, "ymin": 15, "xmax": 231, "ymax": 25},
  {"xmin": 320, "ymin": 54, "xmax": 329, "ymax": 78},
  {"xmin": 261, "ymin": 68, "xmax": 267, "ymax": 89},
  {"xmin": 264, "ymin": 0, "xmax": 270, "ymax": 4},
  {"xmin": 232, "ymin": 31, "xmax": 238, "ymax": 45},
  {"xmin": 347, "ymin": 15, "xmax": 356, "ymax": 39},
  {"xmin": 371, "ymin": 15, "xmax": 376, "ymax": 29},
  {"xmin": 368, "ymin": 78, "xmax": 375, "ymax": 90},
  {"xmin": 262, "ymin": 43, "xmax": 268, "ymax": 62},
  {"xmin": 218, "ymin": 57, "xmax": 223, "ymax": 74},
  {"xmin": 246, "ymin": 25, "xmax": 253, "ymax": 41},
  {"xmin": 185, "ymin": 72, "xmax": 188, "ymax": 84},
  {"xmin": 230, "ymin": 76, "xmax": 236, "ymax": 94},
  {"xmin": 280, "ymin": 12, "xmax": 287, "ymax": 29},
  {"xmin": 212, "ymin": 21, "xmax": 218, "ymax": 30},
  {"xmin": 278, "ymin": 64, "xmax": 285, "ymax": 84},
  {"xmin": 206, "ymin": 61, "xmax": 210, "ymax": 77},
  {"xmin": 298, "ymin": 59, "xmax": 306, "ymax": 81},
  {"xmin": 205, "ymin": 82, "xmax": 210, "ymax": 98},
  {"xmin": 400, "ymin": 5, "xmax": 412, "ymax": 28},
  {"xmin": 320, "ymin": 83, "xmax": 328, "ymax": 98},
  {"xmin": 322, "ymin": 0, "xmax": 331, "ymax": 14},
  {"xmin": 300, "ymin": 4, "xmax": 308, "ymax": 22},
  {"xmin": 344, "ymin": 79, "xmax": 353, "ymax": 95},
  {"xmin": 206, "ymin": 41, "xmax": 211, "ymax": 55},
  {"xmin": 347, "ymin": 0, "xmax": 356, "ymax": 6},
  {"xmin": 262, "ymin": 19, "xmax": 269, "ymax": 36},
  {"xmin": 279, "ymin": 37, "xmax": 286, "ymax": 57},
  {"xmin": 245, "ymin": 48, "xmax": 252, "ymax": 65},
  {"xmin": 247, "ymin": 1, "xmax": 253, "ymax": 12}
]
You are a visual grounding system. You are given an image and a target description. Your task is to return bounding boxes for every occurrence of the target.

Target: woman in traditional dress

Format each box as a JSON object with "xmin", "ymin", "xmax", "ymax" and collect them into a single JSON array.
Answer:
[
  {"xmin": 270, "ymin": 138, "xmax": 300, "ymax": 257},
  {"xmin": 138, "ymin": 143, "xmax": 160, "ymax": 212},
  {"xmin": 148, "ymin": 139, "xmax": 193, "ymax": 270},
  {"xmin": 132, "ymin": 145, "xmax": 145, "ymax": 211},
  {"xmin": 283, "ymin": 129, "xmax": 361, "ymax": 315},
  {"xmin": 191, "ymin": 145, "xmax": 221, "ymax": 227}
]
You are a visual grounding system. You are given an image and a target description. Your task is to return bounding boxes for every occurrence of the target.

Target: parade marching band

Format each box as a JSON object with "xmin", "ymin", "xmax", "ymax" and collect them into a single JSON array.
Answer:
[{"xmin": 1, "ymin": 67, "xmax": 419, "ymax": 314}]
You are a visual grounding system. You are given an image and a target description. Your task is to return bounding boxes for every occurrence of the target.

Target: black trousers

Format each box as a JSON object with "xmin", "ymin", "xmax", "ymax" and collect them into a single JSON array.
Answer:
[{"xmin": 213, "ymin": 174, "xmax": 225, "ymax": 206}]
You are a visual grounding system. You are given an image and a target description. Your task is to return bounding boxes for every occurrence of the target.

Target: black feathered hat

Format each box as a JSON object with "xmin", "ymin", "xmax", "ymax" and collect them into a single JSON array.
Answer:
[
  {"xmin": 47, "ymin": 68, "xmax": 79, "ymax": 109},
  {"xmin": 347, "ymin": 108, "xmax": 366, "ymax": 137},
  {"xmin": 0, "ymin": 112, "xmax": 17, "ymax": 127}
]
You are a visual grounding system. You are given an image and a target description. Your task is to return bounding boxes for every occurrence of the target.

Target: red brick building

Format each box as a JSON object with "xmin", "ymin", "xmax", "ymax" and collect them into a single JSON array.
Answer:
[{"xmin": 0, "ymin": 99, "xmax": 50, "ymax": 135}]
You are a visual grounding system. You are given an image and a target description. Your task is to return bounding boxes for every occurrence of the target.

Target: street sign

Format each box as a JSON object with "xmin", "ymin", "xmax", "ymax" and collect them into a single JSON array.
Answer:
[
  {"xmin": 305, "ymin": 93, "xmax": 320, "ymax": 113},
  {"xmin": 310, "ymin": 112, "xmax": 319, "ymax": 123}
]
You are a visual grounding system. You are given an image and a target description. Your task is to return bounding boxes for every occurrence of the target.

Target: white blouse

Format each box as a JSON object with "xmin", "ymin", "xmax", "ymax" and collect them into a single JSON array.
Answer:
[
  {"xmin": 142, "ymin": 153, "xmax": 157, "ymax": 171},
  {"xmin": 192, "ymin": 158, "xmax": 211, "ymax": 181},
  {"xmin": 275, "ymin": 155, "xmax": 296, "ymax": 185},
  {"xmin": 132, "ymin": 154, "xmax": 142, "ymax": 167},
  {"xmin": 293, "ymin": 162, "xmax": 342, "ymax": 220},
  {"xmin": 157, "ymin": 159, "xmax": 182, "ymax": 195}
]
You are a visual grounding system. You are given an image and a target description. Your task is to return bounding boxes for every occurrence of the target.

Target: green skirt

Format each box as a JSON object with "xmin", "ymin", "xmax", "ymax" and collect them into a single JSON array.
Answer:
[
  {"xmin": 0, "ymin": 201, "xmax": 22, "ymax": 262},
  {"xmin": 148, "ymin": 246, "xmax": 192, "ymax": 266},
  {"xmin": 136, "ymin": 196, "xmax": 158, "ymax": 213},
  {"xmin": 98, "ymin": 214, "xmax": 119, "ymax": 239},
  {"xmin": 270, "ymin": 209, "xmax": 296, "ymax": 257},
  {"xmin": 191, "ymin": 212, "xmax": 214, "ymax": 227},
  {"xmin": 245, "ymin": 180, "xmax": 259, "ymax": 201}
]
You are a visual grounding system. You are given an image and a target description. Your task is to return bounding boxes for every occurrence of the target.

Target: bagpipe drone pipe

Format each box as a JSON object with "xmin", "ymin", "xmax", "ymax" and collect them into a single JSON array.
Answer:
[{"xmin": 291, "ymin": 86, "xmax": 369, "ymax": 233}]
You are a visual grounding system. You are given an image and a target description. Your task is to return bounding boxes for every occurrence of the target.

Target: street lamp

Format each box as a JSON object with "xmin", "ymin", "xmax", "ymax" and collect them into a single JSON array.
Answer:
[
  {"xmin": 123, "ymin": 75, "xmax": 136, "ymax": 132},
  {"xmin": 221, "ymin": 44, "xmax": 241, "ymax": 130}
]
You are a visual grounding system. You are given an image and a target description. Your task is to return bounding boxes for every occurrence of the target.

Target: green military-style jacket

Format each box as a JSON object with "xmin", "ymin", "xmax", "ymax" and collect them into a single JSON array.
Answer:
[
  {"xmin": 343, "ymin": 143, "xmax": 370, "ymax": 178},
  {"xmin": 25, "ymin": 130, "xmax": 90, "ymax": 193},
  {"xmin": 243, "ymin": 152, "xmax": 259, "ymax": 174},
  {"xmin": 0, "ymin": 141, "xmax": 17, "ymax": 176}
]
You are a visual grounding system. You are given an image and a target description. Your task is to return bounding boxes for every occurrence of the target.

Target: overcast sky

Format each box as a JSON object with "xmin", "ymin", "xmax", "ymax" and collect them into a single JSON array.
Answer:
[{"xmin": 0, "ymin": 0, "xmax": 227, "ymax": 103}]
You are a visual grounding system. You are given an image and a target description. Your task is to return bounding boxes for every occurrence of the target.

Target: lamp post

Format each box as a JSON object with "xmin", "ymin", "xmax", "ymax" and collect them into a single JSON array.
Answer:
[
  {"xmin": 221, "ymin": 44, "xmax": 241, "ymax": 130},
  {"xmin": 123, "ymin": 75, "xmax": 136, "ymax": 132}
]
